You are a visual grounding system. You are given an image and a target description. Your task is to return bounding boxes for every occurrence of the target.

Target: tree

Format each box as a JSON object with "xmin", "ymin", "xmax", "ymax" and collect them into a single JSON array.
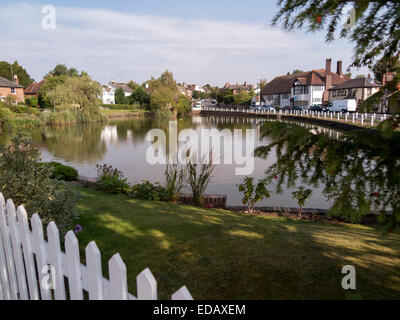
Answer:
[
  {"xmin": 372, "ymin": 55, "xmax": 400, "ymax": 83},
  {"xmin": 238, "ymin": 177, "xmax": 271, "ymax": 213},
  {"xmin": 255, "ymin": 120, "xmax": 400, "ymax": 229},
  {"xmin": 115, "ymin": 87, "xmax": 128, "ymax": 105},
  {"xmin": 129, "ymin": 86, "xmax": 150, "ymax": 108},
  {"xmin": 46, "ymin": 75, "xmax": 103, "ymax": 123},
  {"xmin": 292, "ymin": 69, "xmax": 303, "ymax": 74},
  {"xmin": 235, "ymin": 90, "xmax": 252, "ymax": 105},
  {"xmin": 0, "ymin": 61, "xmax": 34, "ymax": 87},
  {"xmin": 292, "ymin": 186, "xmax": 312, "ymax": 218},
  {"xmin": 148, "ymin": 71, "xmax": 179, "ymax": 111},
  {"xmin": 46, "ymin": 64, "xmax": 80, "ymax": 78},
  {"xmin": 175, "ymin": 95, "xmax": 192, "ymax": 115},
  {"xmin": 273, "ymin": 1, "xmax": 399, "ymax": 68}
]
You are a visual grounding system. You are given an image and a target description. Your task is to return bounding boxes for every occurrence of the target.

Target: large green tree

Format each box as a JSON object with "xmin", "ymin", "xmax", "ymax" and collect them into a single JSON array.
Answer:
[{"xmin": 0, "ymin": 61, "xmax": 34, "ymax": 87}]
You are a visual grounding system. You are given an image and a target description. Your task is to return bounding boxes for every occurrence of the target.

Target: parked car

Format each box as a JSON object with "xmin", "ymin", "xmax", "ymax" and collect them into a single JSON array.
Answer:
[
  {"xmin": 282, "ymin": 106, "xmax": 292, "ymax": 111},
  {"xmin": 292, "ymin": 106, "xmax": 303, "ymax": 111},
  {"xmin": 309, "ymin": 105, "xmax": 323, "ymax": 112},
  {"xmin": 262, "ymin": 105, "xmax": 275, "ymax": 111}
]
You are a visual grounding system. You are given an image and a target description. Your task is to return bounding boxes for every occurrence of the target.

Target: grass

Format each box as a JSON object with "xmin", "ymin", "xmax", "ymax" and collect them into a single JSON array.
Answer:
[{"xmin": 75, "ymin": 187, "xmax": 400, "ymax": 300}]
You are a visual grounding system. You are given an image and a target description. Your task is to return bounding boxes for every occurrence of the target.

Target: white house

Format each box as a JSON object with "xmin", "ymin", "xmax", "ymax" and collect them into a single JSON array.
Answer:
[
  {"xmin": 102, "ymin": 85, "xmax": 115, "ymax": 104},
  {"xmin": 101, "ymin": 80, "xmax": 134, "ymax": 104}
]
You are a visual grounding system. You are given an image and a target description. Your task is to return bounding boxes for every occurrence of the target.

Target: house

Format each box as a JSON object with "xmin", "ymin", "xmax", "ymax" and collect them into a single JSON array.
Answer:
[
  {"xmin": 260, "ymin": 59, "xmax": 350, "ymax": 107},
  {"xmin": 328, "ymin": 76, "xmax": 381, "ymax": 107},
  {"xmin": 0, "ymin": 75, "xmax": 24, "ymax": 103},
  {"xmin": 101, "ymin": 80, "xmax": 133, "ymax": 104},
  {"xmin": 24, "ymin": 79, "xmax": 47, "ymax": 98},
  {"xmin": 101, "ymin": 85, "xmax": 115, "ymax": 104},
  {"xmin": 223, "ymin": 82, "xmax": 253, "ymax": 95},
  {"xmin": 380, "ymin": 72, "xmax": 400, "ymax": 114}
]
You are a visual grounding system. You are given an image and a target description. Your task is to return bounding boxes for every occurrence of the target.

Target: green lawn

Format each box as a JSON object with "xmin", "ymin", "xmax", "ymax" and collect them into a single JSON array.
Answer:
[{"xmin": 76, "ymin": 187, "xmax": 400, "ymax": 300}]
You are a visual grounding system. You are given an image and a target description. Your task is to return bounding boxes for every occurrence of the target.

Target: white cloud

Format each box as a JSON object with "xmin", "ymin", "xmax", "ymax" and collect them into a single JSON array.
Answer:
[{"xmin": 0, "ymin": 2, "xmax": 364, "ymax": 85}]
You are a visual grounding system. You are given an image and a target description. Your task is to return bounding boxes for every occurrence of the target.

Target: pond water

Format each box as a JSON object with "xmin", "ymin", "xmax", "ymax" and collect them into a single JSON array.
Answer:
[{"xmin": 1, "ymin": 115, "xmax": 343, "ymax": 208}]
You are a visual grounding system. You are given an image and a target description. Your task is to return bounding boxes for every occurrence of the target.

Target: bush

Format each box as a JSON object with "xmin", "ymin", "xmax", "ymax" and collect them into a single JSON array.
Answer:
[
  {"xmin": 238, "ymin": 177, "xmax": 270, "ymax": 213},
  {"xmin": 48, "ymin": 162, "xmax": 79, "ymax": 181},
  {"xmin": 9, "ymin": 105, "xmax": 28, "ymax": 113},
  {"xmin": 27, "ymin": 107, "xmax": 41, "ymax": 116},
  {"xmin": 101, "ymin": 104, "xmax": 139, "ymax": 110},
  {"xmin": 0, "ymin": 133, "xmax": 80, "ymax": 234},
  {"xmin": 25, "ymin": 96, "xmax": 38, "ymax": 107},
  {"xmin": 0, "ymin": 107, "xmax": 12, "ymax": 128},
  {"xmin": 165, "ymin": 164, "xmax": 186, "ymax": 203},
  {"xmin": 131, "ymin": 180, "xmax": 168, "ymax": 201},
  {"xmin": 96, "ymin": 164, "xmax": 130, "ymax": 195},
  {"xmin": 186, "ymin": 161, "xmax": 215, "ymax": 206}
]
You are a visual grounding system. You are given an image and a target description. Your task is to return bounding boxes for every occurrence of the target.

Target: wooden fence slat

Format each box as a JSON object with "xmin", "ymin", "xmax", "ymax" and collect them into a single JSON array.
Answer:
[
  {"xmin": 85, "ymin": 241, "xmax": 103, "ymax": 300},
  {"xmin": 172, "ymin": 286, "xmax": 193, "ymax": 300},
  {"xmin": 0, "ymin": 194, "xmax": 18, "ymax": 300},
  {"xmin": 17, "ymin": 206, "xmax": 40, "ymax": 300},
  {"xmin": 65, "ymin": 231, "xmax": 83, "ymax": 300},
  {"xmin": 109, "ymin": 254, "xmax": 128, "ymax": 300},
  {"xmin": 137, "ymin": 268, "xmax": 157, "ymax": 300},
  {"xmin": 47, "ymin": 222, "xmax": 66, "ymax": 300},
  {"xmin": 7, "ymin": 199, "xmax": 28, "ymax": 300},
  {"xmin": 31, "ymin": 214, "xmax": 51, "ymax": 300},
  {"xmin": 0, "ymin": 225, "xmax": 11, "ymax": 300}
]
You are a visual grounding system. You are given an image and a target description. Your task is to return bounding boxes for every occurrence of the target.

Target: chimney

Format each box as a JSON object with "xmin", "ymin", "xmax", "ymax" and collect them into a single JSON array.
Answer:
[
  {"xmin": 382, "ymin": 74, "xmax": 386, "ymax": 86},
  {"xmin": 13, "ymin": 75, "xmax": 19, "ymax": 85},
  {"xmin": 325, "ymin": 58, "xmax": 332, "ymax": 74},
  {"xmin": 336, "ymin": 60, "xmax": 342, "ymax": 75}
]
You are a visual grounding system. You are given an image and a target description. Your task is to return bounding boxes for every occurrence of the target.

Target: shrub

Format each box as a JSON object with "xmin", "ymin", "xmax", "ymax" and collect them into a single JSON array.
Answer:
[
  {"xmin": 165, "ymin": 164, "xmax": 186, "ymax": 203},
  {"xmin": 9, "ymin": 105, "xmax": 28, "ymax": 113},
  {"xmin": 25, "ymin": 97, "xmax": 38, "ymax": 107},
  {"xmin": 0, "ymin": 107, "xmax": 12, "ymax": 128},
  {"xmin": 131, "ymin": 180, "xmax": 168, "ymax": 201},
  {"xmin": 48, "ymin": 162, "xmax": 79, "ymax": 181},
  {"xmin": 186, "ymin": 161, "xmax": 215, "ymax": 206},
  {"xmin": 0, "ymin": 133, "xmax": 80, "ymax": 234},
  {"xmin": 27, "ymin": 107, "xmax": 41, "ymax": 116},
  {"xmin": 96, "ymin": 164, "xmax": 130, "ymax": 195},
  {"xmin": 101, "ymin": 104, "xmax": 139, "ymax": 110},
  {"xmin": 238, "ymin": 177, "xmax": 270, "ymax": 213},
  {"xmin": 292, "ymin": 186, "xmax": 312, "ymax": 217}
]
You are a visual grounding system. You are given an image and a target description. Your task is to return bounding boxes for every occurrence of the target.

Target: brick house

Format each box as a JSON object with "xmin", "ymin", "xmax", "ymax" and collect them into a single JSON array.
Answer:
[
  {"xmin": 24, "ymin": 79, "xmax": 47, "ymax": 98},
  {"xmin": 0, "ymin": 75, "xmax": 24, "ymax": 103},
  {"xmin": 260, "ymin": 59, "xmax": 350, "ymax": 107}
]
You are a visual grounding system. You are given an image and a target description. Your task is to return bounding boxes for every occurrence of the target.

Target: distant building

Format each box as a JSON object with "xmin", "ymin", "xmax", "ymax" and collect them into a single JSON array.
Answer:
[
  {"xmin": 101, "ymin": 85, "xmax": 115, "ymax": 104},
  {"xmin": 0, "ymin": 75, "xmax": 24, "ymax": 103},
  {"xmin": 223, "ymin": 82, "xmax": 253, "ymax": 95},
  {"xmin": 101, "ymin": 80, "xmax": 133, "ymax": 104},
  {"xmin": 329, "ymin": 76, "xmax": 381, "ymax": 107},
  {"xmin": 260, "ymin": 59, "xmax": 350, "ymax": 107},
  {"xmin": 24, "ymin": 79, "xmax": 47, "ymax": 98}
]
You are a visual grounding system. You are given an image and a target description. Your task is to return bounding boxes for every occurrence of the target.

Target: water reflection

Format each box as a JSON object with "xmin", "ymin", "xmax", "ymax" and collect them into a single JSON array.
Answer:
[{"xmin": 0, "ymin": 115, "xmax": 343, "ymax": 208}]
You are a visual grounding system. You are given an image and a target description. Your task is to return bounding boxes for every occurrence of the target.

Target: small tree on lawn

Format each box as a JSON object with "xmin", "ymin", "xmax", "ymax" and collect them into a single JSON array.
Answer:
[
  {"xmin": 292, "ymin": 186, "xmax": 312, "ymax": 218},
  {"xmin": 238, "ymin": 177, "xmax": 270, "ymax": 213}
]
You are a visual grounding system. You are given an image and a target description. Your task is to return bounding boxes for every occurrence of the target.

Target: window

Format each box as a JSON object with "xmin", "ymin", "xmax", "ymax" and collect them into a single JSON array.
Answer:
[
  {"xmin": 337, "ymin": 89, "xmax": 347, "ymax": 97},
  {"xmin": 313, "ymin": 86, "xmax": 325, "ymax": 91},
  {"xmin": 281, "ymin": 93, "xmax": 290, "ymax": 100},
  {"xmin": 313, "ymin": 97, "xmax": 322, "ymax": 103},
  {"xmin": 294, "ymin": 86, "xmax": 309, "ymax": 95},
  {"xmin": 11, "ymin": 88, "xmax": 15, "ymax": 94},
  {"xmin": 367, "ymin": 88, "xmax": 372, "ymax": 95}
]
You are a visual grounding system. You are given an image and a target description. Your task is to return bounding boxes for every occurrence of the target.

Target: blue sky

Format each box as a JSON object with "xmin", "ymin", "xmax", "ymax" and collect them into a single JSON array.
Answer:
[{"xmin": 0, "ymin": 1, "xmax": 368, "ymax": 86}]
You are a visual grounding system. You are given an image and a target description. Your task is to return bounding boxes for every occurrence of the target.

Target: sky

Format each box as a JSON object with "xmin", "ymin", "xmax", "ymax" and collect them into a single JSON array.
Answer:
[{"xmin": 0, "ymin": 0, "xmax": 369, "ymax": 86}]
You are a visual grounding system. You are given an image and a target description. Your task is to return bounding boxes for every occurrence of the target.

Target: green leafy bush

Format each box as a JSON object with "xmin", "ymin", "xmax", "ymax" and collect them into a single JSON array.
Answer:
[
  {"xmin": 131, "ymin": 180, "xmax": 168, "ymax": 201},
  {"xmin": 238, "ymin": 177, "xmax": 271, "ymax": 213},
  {"xmin": 0, "ymin": 133, "xmax": 80, "ymax": 234},
  {"xmin": 101, "ymin": 104, "xmax": 139, "ymax": 110},
  {"xmin": 9, "ymin": 105, "xmax": 28, "ymax": 113},
  {"xmin": 292, "ymin": 186, "xmax": 312, "ymax": 217},
  {"xmin": 48, "ymin": 162, "xmax": 79, "ymax": 181},
  {"xmin": 27, "ymin": 107, "xmax": 41, "ymax": 116},
  {"xmin": 0, "ymin": 107, "xmax": 12, "ymax": 128},
  {"xmin": 25, "ymin": 97, "xmax": 38, "ymax": 107},
  {"xmin": 96, "ymin": 164, "xmax": 130, "ymax": 195}
]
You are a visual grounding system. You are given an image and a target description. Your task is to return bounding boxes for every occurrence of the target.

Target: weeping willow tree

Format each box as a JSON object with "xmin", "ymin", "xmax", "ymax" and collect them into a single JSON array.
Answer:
[
  {"xmin": 255, "ymin": 117, "xmax": 400, "ymax": 229},
  {"xmin": 45, "ymin": 76, "xmax": 105, "ymax": 124}
]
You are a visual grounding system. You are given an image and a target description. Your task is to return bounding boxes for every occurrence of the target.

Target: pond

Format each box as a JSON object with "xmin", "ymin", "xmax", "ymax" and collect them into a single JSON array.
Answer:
[{"xmin": 1, "ymin": 115, "xmax": 343, "ymax": 208}]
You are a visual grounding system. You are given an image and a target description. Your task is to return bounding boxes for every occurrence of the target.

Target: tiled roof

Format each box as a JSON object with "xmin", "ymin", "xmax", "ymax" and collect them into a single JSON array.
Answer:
[
  {"xmin": 0, "ymin": 76, "xmax": 24, "ymax": 88},
  {"xmin": 24, "ymin": 79, "xmax": 46, "ymax": 94},
  {"xmin": 260, "ymin": 70, "xmax": 349, "ymax": 95},
  {"xmin": 329, "ymin": 78, "xmax": 382, "ymax": 90},
  {"xmin": 109, "ymin": 82, "xmax": 133, "ymax": 93}
]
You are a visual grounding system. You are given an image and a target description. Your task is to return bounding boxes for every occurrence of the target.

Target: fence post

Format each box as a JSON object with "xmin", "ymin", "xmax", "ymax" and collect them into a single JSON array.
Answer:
[
  {"xmin": 85, "ymin": 241, "xmax": 104, "ymax": 300},
  {"xmin": 109, "ymin": 254, "xmax": 128, "ymax": 300},
  {"xmin": 65, "ymin": 231, "xmax": 83, "ymax": 300},
  {"xmin": 137, "ymin": 268, "xmax": 157, "ymax": 300}
]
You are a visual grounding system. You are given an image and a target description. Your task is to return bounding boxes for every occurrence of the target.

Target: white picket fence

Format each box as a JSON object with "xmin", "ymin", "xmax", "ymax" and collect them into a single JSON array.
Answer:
[{"xmin": 0, "ymin": 193, "xmax": 193, "ymax": 300}]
